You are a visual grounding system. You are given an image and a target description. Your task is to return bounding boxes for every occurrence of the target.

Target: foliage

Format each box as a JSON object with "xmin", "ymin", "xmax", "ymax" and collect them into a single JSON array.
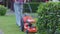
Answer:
[
  {"xmin": 0, "ymin": 5, "xmax": 7, "ymax": 16},
  {"xmin": 23, "ymin": 2, "xmax": 39, "ymax": 13},
  {"xmin": 37, "ymin": 2, "xmax": 60, "ymax": 34},
  {"xmin": 31, "ymin": 0, "xmax": 37, "ymax": 2}
]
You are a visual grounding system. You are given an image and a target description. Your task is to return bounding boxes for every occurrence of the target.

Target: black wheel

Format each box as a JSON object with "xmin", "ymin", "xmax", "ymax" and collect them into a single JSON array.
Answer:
[
  {"xmin": 20, "ymin": 18, "xmax": 24, "ymax": 31},
  {"xmin": 29, "ymin": 33, "xmax": 35, "ymax": 34},
  {"xmin": 26, "ymin": 33, "xmax": 35, "ymax": 34},
  {"xmin": 25, "ymin": 30, "xmax": 28, "ymax": 34},
  {"xmin": 25, "ymin": 30, "xmax": 35, "ymax": 34}
]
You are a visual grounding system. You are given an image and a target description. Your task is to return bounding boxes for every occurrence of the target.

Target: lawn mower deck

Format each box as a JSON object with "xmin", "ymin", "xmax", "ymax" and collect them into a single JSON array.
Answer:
[{"xmin": 22, "ymin": 15, "xmax": 37, "ymax": 34}]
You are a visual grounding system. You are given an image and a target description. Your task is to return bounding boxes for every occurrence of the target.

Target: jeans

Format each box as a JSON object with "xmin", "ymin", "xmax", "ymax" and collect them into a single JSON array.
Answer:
[{"xmin": 14, "ymin": 2, "xmax": 23, "ymax": 26}]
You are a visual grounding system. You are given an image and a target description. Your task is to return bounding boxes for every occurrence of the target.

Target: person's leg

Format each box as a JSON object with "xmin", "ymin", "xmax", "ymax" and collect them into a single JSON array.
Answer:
[
  {"xmin": 14, "ymin": 3, "xmax": 21, "ymax": 26},
  {"xmin": 14, "ymin": 3, "xmax": 24, "ymax": 31},
  {"xmin": 20, "ymin": 4, "xmax": 23, "ymax": 17},
  {"xmin": 17, "ymin": 4, "xmax": 21, "ymax": 26},
  {"xmin": 19, "ymin": 4, "xmax": 24, "ymax": 31},
  {"xmin": 15, "ymin": 3, "xmax": 24, "ymax": 27},
  {"xmin": 14, "ymin": 3, "xmax": 18, "ymax": 25}
]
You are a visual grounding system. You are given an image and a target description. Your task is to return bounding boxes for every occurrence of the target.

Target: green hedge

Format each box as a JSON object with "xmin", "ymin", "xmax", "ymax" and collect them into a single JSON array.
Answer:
[
  {"xmin": 0, "ymin": 5, "xmax": 7, "ymax": 16},
  {"xmin": 37, "ymin": 2, "xmax": 60, "ymax": 34},
  {"xmin": 31, "ymin": 0, "xmax": 37, "ymax": 2},
  {"xmin": 23, "ymin": 2, "xmax": 39, "ymax": 13}
]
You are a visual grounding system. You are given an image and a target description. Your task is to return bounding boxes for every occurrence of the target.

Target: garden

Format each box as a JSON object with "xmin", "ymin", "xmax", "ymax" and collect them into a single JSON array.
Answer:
[{"xmin": 0, "ymin": 1, "xmax": 60, "ymax": 34}]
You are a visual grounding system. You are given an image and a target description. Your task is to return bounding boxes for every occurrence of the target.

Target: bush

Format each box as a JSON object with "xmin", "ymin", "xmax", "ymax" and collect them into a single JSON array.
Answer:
[
  {"xmin": 23, "ymin": 2, "xmax": 39, "ymax": 13},
  {"xmin": 0, "ymin": 5, "xmax": 7, "ymax": 16},
  {"xmin": 37, "ymin": 2, "xmax": 60, "ymax": 34}
]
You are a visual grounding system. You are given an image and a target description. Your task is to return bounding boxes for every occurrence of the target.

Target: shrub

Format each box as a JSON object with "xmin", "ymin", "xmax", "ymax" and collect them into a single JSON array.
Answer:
[
  {"xmin": 37, "ymin": 2, "xmax": 60, "ymax": 34},
  {"xmin": 0, "ymin": 5, "xmax": 7, "ymax": 16},
  {"xmin": 23, "ymin": 2, "xmax": 39, "ymax": 13}
]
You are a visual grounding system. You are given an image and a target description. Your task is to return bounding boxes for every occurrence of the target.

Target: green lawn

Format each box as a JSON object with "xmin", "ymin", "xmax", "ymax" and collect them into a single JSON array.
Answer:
[{"xmin": 0, "ymin": 15, "xmax": 24, "ymax": 34}]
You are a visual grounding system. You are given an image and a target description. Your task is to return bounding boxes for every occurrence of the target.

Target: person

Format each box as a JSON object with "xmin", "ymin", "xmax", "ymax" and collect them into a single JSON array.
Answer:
[{"xmin": 13, "ymin": 0, "xmax": 27, "ymax": 27}]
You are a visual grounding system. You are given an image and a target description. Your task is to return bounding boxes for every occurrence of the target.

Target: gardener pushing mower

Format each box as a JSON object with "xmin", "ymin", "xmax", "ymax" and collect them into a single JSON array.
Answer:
[
  {"xmin": 14, "ymin": 0, "xmax": 37, "ymax": 34},
  {"xmin": 13, "ymin": 0, "xmax": 32, "ymax": 30}
]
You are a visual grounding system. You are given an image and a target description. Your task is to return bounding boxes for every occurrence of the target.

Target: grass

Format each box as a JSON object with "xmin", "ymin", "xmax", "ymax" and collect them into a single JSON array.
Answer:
[{"xmin": 0, "ymin": 15, "xmax": 24, "ymax": 34}]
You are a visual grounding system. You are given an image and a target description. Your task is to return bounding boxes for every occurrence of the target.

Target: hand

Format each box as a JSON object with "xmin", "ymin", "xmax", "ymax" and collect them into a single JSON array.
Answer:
[{"xmin": 24, "ymin": 0, "xmax": 27, "ymax": 3}]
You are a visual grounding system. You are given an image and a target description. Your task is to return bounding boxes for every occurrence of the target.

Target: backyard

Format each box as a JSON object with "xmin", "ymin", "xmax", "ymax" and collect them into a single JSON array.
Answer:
[
  {"xmin": 0, "ymin": 15, "xmax": 24, "ymax": 34},
  {"xmin": 0, "ymin": 1, "xmax": 60, "ymax": 34}
]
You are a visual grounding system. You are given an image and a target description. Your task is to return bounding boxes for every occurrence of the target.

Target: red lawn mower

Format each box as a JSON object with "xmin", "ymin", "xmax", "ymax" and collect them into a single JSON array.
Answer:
[
  {"xmin": 20, "ymin": 0, "xmax": 37, "ymax": 34},
  {"xmin": 23, "ymin": 15, "xmax": 37, "ymax": 34}
]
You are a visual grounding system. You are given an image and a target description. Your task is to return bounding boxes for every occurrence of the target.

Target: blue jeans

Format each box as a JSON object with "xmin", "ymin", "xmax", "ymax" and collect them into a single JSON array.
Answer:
[{"xmin": 14, "ymin": 3, "xmax": 23, "ymax": 26}]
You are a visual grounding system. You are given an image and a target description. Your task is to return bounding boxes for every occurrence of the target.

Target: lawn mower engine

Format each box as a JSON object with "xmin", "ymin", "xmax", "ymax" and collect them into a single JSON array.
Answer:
[{"xmin": 23, "ymin": 15, "xmax": 37, "ymax": 34}]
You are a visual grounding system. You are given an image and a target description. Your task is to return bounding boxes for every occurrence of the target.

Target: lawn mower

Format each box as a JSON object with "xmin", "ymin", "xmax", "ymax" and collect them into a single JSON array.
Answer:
[
  {"xmin": 20, "ymin": 0, "xmax": 37, "ymax": 34},
  {"xmin": 23, "ymin": 14, "xmax": 37, "ymax": 34}
]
